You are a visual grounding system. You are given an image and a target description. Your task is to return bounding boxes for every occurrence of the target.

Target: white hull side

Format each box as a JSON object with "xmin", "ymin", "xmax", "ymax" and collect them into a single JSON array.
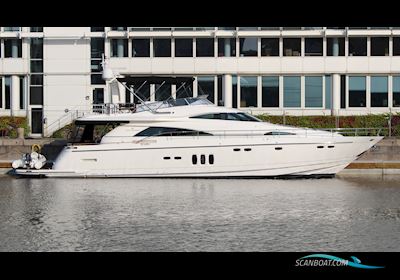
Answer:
[{"xmin": 14, "ymin": 136, "xmax": 382, "ymax": 178}]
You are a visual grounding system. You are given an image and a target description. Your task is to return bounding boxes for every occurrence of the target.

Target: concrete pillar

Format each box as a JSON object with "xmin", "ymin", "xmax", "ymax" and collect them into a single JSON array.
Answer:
[
  {"xmin": 11, "ymin": 75, "xmax": 20, "ymax": 116},
  {"xmin": 332, "ymin": 38, "xmax": 339, "ymax": 56},
  {"xmin": 223, "ymin": 74, "xmax": 232, "ymax": 108},
  {"xmin": 332, "ymin": 74, "xmax": 341, "ymax": 116},
  {"xmin": 224, "ymin": 38, "xmax": 231, "ymax": 56}
]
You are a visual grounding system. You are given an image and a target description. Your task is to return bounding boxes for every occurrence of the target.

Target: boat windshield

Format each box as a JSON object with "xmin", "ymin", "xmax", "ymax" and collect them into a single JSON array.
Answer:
[{"xmin": 136, "ymin": 96, "xmax": 213, "ymax": 112}]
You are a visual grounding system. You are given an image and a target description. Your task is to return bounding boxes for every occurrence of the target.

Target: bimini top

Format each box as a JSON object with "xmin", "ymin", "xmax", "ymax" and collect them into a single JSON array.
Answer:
[{"xmin": 136, "ymin": 96, "xmax": 213, "ymax": 112}]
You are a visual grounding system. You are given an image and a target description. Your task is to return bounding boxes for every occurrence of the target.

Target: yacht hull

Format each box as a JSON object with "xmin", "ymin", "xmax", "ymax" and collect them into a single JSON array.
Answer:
[{"xmin": 13, "ymin": 136, "xmax": 382, "ymax": 178}]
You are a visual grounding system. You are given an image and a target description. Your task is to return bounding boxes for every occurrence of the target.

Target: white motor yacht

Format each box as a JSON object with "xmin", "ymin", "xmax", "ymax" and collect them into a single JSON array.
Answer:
[{"xmin": 13, "ymin": 73, "xmax": 383, "ymax": 178}]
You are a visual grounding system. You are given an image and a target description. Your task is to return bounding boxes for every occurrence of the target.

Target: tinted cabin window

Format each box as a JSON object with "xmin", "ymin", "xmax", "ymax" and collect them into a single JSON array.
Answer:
[
  {"xmin": 190, "ymin": 112, "xmax": 261, "ymax": 122},
  {"xmin": 135, "ymin": 127, "xmax": 212, "ymax": 137},
  {"xmin": 200, "ymin": 155, "xmax": 206, "ymax": 164}
]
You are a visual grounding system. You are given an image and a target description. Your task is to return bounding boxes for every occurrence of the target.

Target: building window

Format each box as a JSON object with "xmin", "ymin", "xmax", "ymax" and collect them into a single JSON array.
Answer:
[
  {"xmin": 110, "ymin": 39, "xmax": 128, "ymax": 57},
  {"xmin": 154, "ymin": 84, "xmax": 171, "ymax": 101},
  {"xmin": 176, "ymin": 80, "xmax": 193, "ymax": 98},
  {"xmin": 370, "ymin": 76, "xmax": 388, "ymax": 107},
  {"xmin": 30, "ymin": 38, "xmax": 43, "ymax": 59},
  {"xmin": 240, "ymin": 76, "xmax": 257, "ymax": 107},
  {"xmin": 20, "ymin": 77, "xmax": 25, "ymax": 109},
  {"xmin": 349, "ymin": 37, "xmax": 367, "ymax": 56},
  {"xmin": 91, "ymin": 38, "xmax": 104, "ymax": 59},
  {"xmin": 31, "ymin": 108, "xmax": 43, "ymax": 134},
  {"xmin": 111, "ymin": 27, "xmax": 127, "ymax": 31},
  {"xmin": 218, "ymin": 38, "xmax": 236, "ymax": 57},
  {"xmin": 232, "ymin": 76, "xmax": 238, "ymax": 108},
  {"xmin": 93, "ymin": 88, "xmax": 104, "ymax": 104},
  {"xmin": 132, "ymin": 39, "xmax": 150, "ymax": 57},
  {"xmin": 239, "ymin": 37, "xmax": 258, "ymax": 56},
  {"xmin": 196, "ymin": 38, "xmax": 214, "ymax": 57},
  {"xmin": 133, "ymin": 83, "xmax": 151, "ymax": 104},
  {"xmin": 327, "ymin": 38, "xmax": 345, "ymax": 56},
  {"xmin": 305, "ymin": 38, "xmax": 323, "ymax": 56},
  {"xmin": 283, "ymin": 38, "xmax": 301, "ymax": 56},
  {"xmin": 3, "ymin": 27, "xmax": 20, "ymax": 32},
  {"xmin": 325, "ymin": 75, "xmax": 331, "ymax": 109},
  {"xmin": 349, "ymin": 76, "xmax": 366, "ymax": 107},
  {"xmin": 305, "ymin": 76, "xmax": 323, "ymax": 107},
  {"xmin": 153, "ymin": 38, "xmax": 171, "ymax": 57},
  {"xmin": 217, "ymin": 76, "xmax": 223, "ymax": 106},
  {"xmin": 4, "ymin": 39, "xmax": 22, "ymax": 58},
  {"xmin": 5, "ymin": 77, "xmax": 11, "ymax": 109},
  {"xmin": 31, "ymin": 61, "xmax": 43, "ymax": 73},
  {"xmin": 371, "ymin": 37, "xmax": 389, "ymax": 56},
  {"xmin": 29, "ymin": 86, "xmax": 43, "ymax": 105},
  {"xmin": 198, "ymin": 76, "xmax": 215, "ymax": 103},
  {"xmin": 393, "ymin": 76, "xmax": 400, "ymax": 107},
  {"xmin": 341, "ymin": 75, "xmax": 346, "ymax": 108},
  {"xmin": 30, "ymin": 27, "xmax": 43, "ymax": 32},
  {"xmin": 394, "ymin": 37, "xmax": 400, "ymax": 56},
  {"xmin": 174, "ymin": 38, "xmax": 193, "ymax": 57},
  {"xmin": 91, "ymin": 27, "xmax": 104, "ymax": 32},
  {"xmin": 283, "ymin": 76, "xmax": 301, "ymax": 107},
  {"xmin": 261, "ymin": 38, "xmax": 279, "ymax": 56},
  {"xmin": 262, "ymin": 76, "xmax": 279, "ymax": 107}
]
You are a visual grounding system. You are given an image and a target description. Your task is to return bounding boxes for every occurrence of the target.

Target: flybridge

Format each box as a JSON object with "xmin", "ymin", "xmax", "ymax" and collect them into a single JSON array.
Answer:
[{"xmin": 91, "ymin": 96, "xmax": 213, "ymax": 115}]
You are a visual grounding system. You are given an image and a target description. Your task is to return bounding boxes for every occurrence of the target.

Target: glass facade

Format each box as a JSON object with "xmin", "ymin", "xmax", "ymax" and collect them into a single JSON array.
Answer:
[
  {"xmin": 176, "ymin": 80, "xmax": 193, "ymax": 98},
  {"xmin": 197, "ymin": 76, "xmax": 215, "ymax": 103},
  {"xmin": 132, "ymin": 39, "xmax": 150, "ymax": 57},
  {"xmin": 262, "ymin": 76, "xmax": 279, "ymax": 107},
  {"xmin": 371, "ymin": 37, "xmax": 389, "ymax": 56},
  {"xmin": 261, "ymin": 38, "xmax": 279, "ymax": 56},
  {"xmin": 283, "ymin": 76, "xmax": 301, "ymax": 107},
  {"xmin": 175, "ymin": 38, "xmax": 193, "ymax": 57},
  {"xmin": 370, "ymin": 76, "xmax": 388, "ymax": 107},
  {"xmin": 196, "ymin": 38, "xmax": 214, "ymax": 57},
  {"xmin": 5, "ymin": 77, "xmax": 11, "ymax": 109},
  {"xmin": 349, "ymin": 37, "xmax": 367, "ymax": 56},
  {"xmin": 305, "ymin": 76, "xmax": 323, "ymax": 107},
  {"xmin": 4, "ymin": 39, "xmax": 22, "ymax": 58},
  {"xmin": 349, "ymin": 76, "xmax": 366, "ymax": 107},
  {"xmin": 29, "ymin": 37, "xmax": 43, "ymax": 105},
  {"xmin": 283, "ymin": 38, "xmax": 301, "ymax": 56},
  {"xmin": 154, "ymin": 84, "xmax": 171, "ymax": 101},
  {"xmin": 305, "ymin": 38, "xmax": 323, "ymax": 56},
  {"xmin": 394, "ymin": 76, "xmax": 400, "ymax": 107},
  {"xmin": 327, "ymin": 38, "xmax": 345, "ymax": 56},
  {"xmin": 325, "ymin": 75, "xmax": 331, "ymax": 109},
  {"xmin": 394, "ymin": 37, "xmax": 400, "ymax": 56},
  {"xmin": 153, "ymin": 39, "xmax": 171, "ymax": 57},
  {"xmin": 91, "ymin": 38, "xmax": 105, "ymax": 85},
  {"xmin": 239, "ymin": 38, "xmax": 258, "ymax": 56},
  {"xmin": 111, "ymin": 39, "xmax": 128, "ymax": 57},
  {"xmin": 240, "ymin": 76, "xmax": 257, "ymax": 107},
  {"xmin": 218, "ymin": 38, "xmax": 236, "ymax": 57}
]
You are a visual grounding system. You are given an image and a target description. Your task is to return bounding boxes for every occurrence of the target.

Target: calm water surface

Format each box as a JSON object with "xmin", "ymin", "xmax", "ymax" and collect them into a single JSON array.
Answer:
[{"xmin": 0, "ymin": 175, "xmax": 400, "ymax": 251}]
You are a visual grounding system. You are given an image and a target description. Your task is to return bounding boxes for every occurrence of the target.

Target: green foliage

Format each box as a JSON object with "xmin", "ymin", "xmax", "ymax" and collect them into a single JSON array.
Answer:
[
  {"xmin": 256, "ymin": 113, "xmax": 400, "ymax": 137},
  {"xmin": 0, "ymin": 117, "xmax": 30, "ymax": 138}
]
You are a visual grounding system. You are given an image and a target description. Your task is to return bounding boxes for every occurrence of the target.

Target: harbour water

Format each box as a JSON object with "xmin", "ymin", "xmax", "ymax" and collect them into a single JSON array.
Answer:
[{"xmin": 0, "ymin": 176, "xmax": 400, "ymax": 251}]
